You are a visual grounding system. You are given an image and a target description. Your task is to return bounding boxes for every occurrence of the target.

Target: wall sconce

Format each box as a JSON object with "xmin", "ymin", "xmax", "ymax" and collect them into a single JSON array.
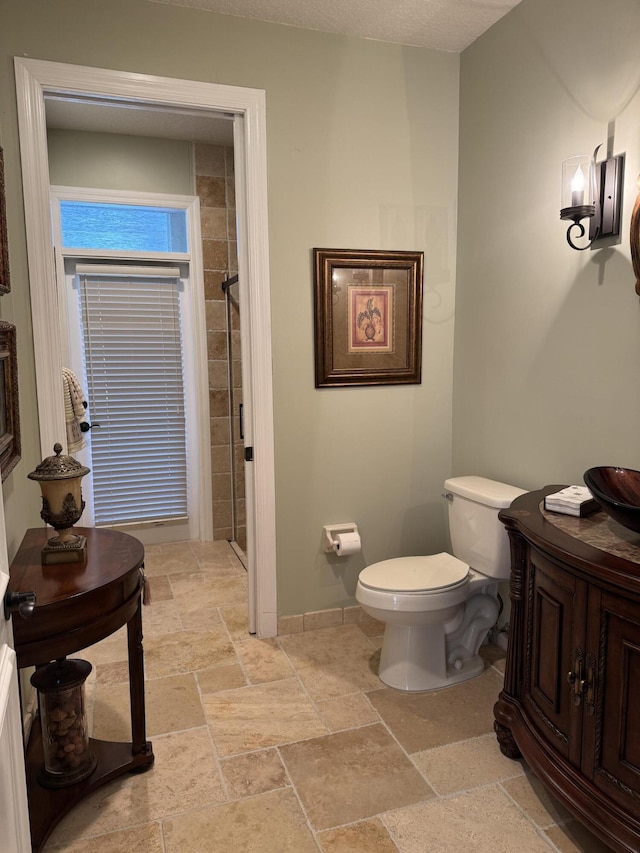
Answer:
[{"xmin": 560, "ymin": 145, "xmax": 624, "ymax": 250}]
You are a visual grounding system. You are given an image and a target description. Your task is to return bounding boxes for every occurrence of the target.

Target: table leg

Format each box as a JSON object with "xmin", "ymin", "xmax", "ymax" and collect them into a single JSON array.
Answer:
[{"xmin": 127, "ymin": 584, "xmax": 153, "ymax": 762}]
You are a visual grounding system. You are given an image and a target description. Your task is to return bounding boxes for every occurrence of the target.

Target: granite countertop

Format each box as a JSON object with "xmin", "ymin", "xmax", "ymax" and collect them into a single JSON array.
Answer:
[{"xmin": 541, "ymin": 503, "xmax": 640, "ymax": 566}]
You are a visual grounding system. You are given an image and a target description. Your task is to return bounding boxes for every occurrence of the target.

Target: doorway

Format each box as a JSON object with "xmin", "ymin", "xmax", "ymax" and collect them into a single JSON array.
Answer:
[{"xmin": 14, "ymin": 58, "xmax": 277, "ymax": 637}]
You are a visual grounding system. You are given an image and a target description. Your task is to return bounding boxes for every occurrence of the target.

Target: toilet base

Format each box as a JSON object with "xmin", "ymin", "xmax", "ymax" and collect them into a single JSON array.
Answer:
[{"xmin": 378, "ymin": 622, "xmax": 486, "ymax": 692}]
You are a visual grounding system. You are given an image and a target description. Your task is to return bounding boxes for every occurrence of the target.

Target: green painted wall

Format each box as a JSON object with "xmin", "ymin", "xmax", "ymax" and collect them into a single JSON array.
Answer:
[
  {"xmin": 47, "ymin": 129, "xmax": 194, "ymax": 194},
  {"xmin": 0, "ymin": 0, "xmax": 459, "ymax": 613},
  {"xmin": 454, "ymin": 0, "xmax": 640, "ymax": 491}
]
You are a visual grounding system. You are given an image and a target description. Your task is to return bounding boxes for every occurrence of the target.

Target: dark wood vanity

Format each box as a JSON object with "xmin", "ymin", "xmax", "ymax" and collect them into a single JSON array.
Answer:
[{"xmin": 494, "ymin": 486, "xmax": 640, "ymax": 853}]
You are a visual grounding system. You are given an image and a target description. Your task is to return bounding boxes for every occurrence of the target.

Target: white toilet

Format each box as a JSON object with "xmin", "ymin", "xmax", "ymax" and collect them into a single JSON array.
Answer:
[{"xmin": 355, "ymin": 476, "xmax": 526, "ymax": 692}]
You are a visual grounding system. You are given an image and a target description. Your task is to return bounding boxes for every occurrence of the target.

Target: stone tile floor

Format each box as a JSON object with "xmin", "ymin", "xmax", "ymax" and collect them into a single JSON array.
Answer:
[{"xmin": 42, "ymin": 540, "xmax": 613, "ymax": 852}]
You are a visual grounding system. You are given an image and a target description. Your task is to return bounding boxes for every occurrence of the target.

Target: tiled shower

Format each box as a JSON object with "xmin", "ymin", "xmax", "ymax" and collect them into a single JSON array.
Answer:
[{"xmin": 194, "ymin": 142, "xmax": 246, "ymax": 552}]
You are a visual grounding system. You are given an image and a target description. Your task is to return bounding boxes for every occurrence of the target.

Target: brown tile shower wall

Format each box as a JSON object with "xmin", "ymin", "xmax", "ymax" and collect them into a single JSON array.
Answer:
[{"xmin": 194, "ymin": 143, "xmax": 246, "ymax": 548}]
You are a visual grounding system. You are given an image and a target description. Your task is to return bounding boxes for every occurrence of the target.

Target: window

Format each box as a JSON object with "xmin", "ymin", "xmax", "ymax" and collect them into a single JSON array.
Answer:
[
  {"xmin": 53, "ymin": 187, "xmax": 208, "ymax": 541},
  {"xmin": 60, "ymin": 200, "xmax": 188, "ymax": 253},
  {"xmin": 78, "ymin": 270, "xmax": 188, "ymax": 526}
]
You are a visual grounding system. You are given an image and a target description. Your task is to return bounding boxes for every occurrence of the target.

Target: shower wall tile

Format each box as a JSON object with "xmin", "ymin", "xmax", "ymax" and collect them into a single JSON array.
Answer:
[
  {"xmin": 202, "ymin": 238, "xmax": 229, "ymax": 270},
  {"xmin": 207, "ymin": 329, "xmax": 227, "ymax": 359},
  {"xmin": 211, "ymin": 445, "xmax": 231, "ymax": 474},
  {"xmin": 210, "ymin": 416, "xmax": 230, "ymax": 445},
  {"xmin": 195, "ymin": 144, "xmax": 226, "ymax": 176},
  {"xmin": 196, "ymin": 174, "xmax": 226, "ymax": 207},
  {"xmin": 212, "ymin": 472, "xmax": 232, "ymax": 502},
  {"xmin": 204, "ymin": 270, "xmax": 226, "ymax": 299},
  {"xmin": 208, "ymin": 359, "xmax": 229, "ymax": 390},
  {"xmin": 206, "ymin": 300, "xmax": 226, "ymax": 331},
  {"xmin": 209, "ymin": 389, "xmax": 229, "ymax": 418},
  {"xmin": 196, "ymin": 141, "xmax": 242, "ymax": 542},
  {"xmin": 200, "ymin": 206, "xmax": 228, "ymax": 239}
]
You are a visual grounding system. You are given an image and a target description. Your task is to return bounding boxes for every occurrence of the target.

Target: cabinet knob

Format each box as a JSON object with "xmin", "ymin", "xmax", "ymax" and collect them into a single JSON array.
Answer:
[{"xmin": 3, "ymin": 589, "xmax": 36, "ymax": 620}]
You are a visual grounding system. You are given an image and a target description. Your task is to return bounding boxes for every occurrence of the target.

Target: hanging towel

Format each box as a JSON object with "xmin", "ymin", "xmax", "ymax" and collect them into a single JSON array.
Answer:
[{"xmin": 62, "ymin": 367, "xmax": 87, "ymax": 452}]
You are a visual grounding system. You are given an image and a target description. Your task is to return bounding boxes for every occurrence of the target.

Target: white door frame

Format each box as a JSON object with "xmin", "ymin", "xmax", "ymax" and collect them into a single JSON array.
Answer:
[{"xmin": 14, "ymin": 58, "xmax": 277, "ymax": 637}]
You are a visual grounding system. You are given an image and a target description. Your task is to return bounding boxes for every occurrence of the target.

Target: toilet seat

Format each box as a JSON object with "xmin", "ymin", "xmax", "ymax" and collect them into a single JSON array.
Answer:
[{"xmin": 358, "ymin": 552, "xmax": 469, "ymax": 594}]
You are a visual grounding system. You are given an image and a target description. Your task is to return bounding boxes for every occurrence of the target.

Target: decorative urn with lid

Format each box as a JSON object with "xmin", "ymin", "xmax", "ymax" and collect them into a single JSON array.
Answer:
[{"xmin": 28, "ymin": 443, "xmax": 90, "ymax": 564}]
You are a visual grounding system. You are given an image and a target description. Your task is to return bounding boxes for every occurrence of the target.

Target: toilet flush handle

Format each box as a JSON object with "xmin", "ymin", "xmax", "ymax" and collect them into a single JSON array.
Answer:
[{"xmin": 441, "ymin": 492, "xmax": 454, "ymax": 502}]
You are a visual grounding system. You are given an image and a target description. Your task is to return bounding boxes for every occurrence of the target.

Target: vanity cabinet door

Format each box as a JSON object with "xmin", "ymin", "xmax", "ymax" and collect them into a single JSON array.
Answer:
[
  {"xmin": 584, "ymin": 589, "xmax": 640, "ymax": 814},
  {"xmin": 523, "ymin": 548, "xmax": 587, "ymax": 767}
]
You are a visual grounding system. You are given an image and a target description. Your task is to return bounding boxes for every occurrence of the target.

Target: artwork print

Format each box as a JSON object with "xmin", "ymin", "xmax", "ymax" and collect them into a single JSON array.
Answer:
[{"xmin": 348, "ymin": 286, "xmax": 393, "ymax": 353}]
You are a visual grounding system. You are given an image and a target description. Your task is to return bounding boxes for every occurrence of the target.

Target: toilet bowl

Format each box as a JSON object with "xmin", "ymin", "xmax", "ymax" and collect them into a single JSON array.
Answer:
[{"xmin": 355, "ymin": 476, "xmax": 525, "ymax": 692}]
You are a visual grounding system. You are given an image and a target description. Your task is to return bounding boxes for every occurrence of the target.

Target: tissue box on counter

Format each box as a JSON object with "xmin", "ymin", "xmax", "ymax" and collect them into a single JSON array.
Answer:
[{"xmin": 544, "ymin": 486, "xmax": 600, "ymax": 517}]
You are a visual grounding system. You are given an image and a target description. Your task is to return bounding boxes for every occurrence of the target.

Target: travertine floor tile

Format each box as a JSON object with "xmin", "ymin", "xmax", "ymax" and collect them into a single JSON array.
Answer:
[
  {"xmin": 46, "ymin": 728, "xmax": 225, "ymax": 844},
  {"xmin": 367, "ymin": 668, "xmax": 503, "ymax": 753},
  {"xmin": 44, "ymin": 821, "xmax": 164, "ymax": 852},
  {"xmin": 170, "ymin": 570, "xmax": 246, "ymax": 606},
  {"xmin": 413, "ymin": 733, "xmax": 524, "ymax": 794},
  {"xmin": 279, "ymin": 625, "xmax": 383, "ymax": 699},
  {"xmin": 318, "ymin": 818, "xmax": 399, "ymax": 853},
  {"xmin": 480, "ymin": 643, "xmax": 507, "ymax": 670},
  {"xmin": 383, "ymin": 785, "xmax": 555, "ymax": 852},
  {"xmin": 203, "ymin": 677, "xmax": 327, "ymax": 755},
  {"xmin": 220, "ymin": 748, "xmax": 288, "ymax": 798},
  {"xmin": 143, "ymin": 626, "xmax": 236, "ymax": 678},
  {"xmin": 357, "ymin": 612, "xmax": 386, "ymax": 637},
  {"xmin": 170, "ymin": 571, "xmax": 246, "ymax": 628},
  {"xmin": 235, "ymin": 636, "xmax": 294, "ymax": 683},
  {"xmin": 544, "ymin": 820, "xmax": 615, "ymax": 852},
  {"xmin": 143, "ymin": 545, "xmax": 199, "ymax": 577},
  {"xmin": 189, "ymin": 539, "xmax": 237, "ymax": 561},
  {"xmin": 93, "ymin": 673, "xmax": 205, "ymax": 740},
  {"xmin": 145, "ymin": 575, "xmax": 173, "ymax": 601},
  {"xmin": 501, "ymin": 772, "xmax": 573, "ymax": 828},
  {"xmin": 315, "ymin": 692, "xmax": 380, "ymax": 732},
  {"xmin": 197, "ymin": 663, "xmax": 247, "ymax": 693},
  {"xmin": 195, "ymin": 556, "xmax": 246, "ymax": 577},
  {"xmin": 81, "ymin": 626, "xmax": 128, "ymax": 667},
  {"xmin": 162, "ymin": 788, "xmax": 318, "ymax": 853},
  {"xmin": 45, "ymin": 540, "xmax": 608, "ymax": 853},
  {"xmin": 141, "ymin": 598, "xmax": 183, "ymax": 636},
  {"xmin": 219, "ymin": 602, "xmax": 250, "ymax": 639},
  {"xmin": 95, "ymin": 660, "xmax": 129, "ymax": 686},
  {"xmin": 280, "ymin": 723, "xmax": 434, "ymax": 830}
]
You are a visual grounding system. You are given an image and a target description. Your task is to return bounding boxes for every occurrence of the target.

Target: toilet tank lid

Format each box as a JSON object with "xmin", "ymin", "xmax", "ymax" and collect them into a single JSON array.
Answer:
[{"xmin": 445, "ymin": 476, "xmax": 527, "ymax": 509}]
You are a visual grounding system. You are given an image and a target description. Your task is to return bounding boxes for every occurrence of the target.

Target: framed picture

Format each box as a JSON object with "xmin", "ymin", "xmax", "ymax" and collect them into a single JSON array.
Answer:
[
  {"xmin": 0, "ymin": 147, "xmax": 10, "ymax": 295},
  {"xmin": 631, "ymin": 185, "xmax": 640, "ymax": 297},
  {"xmin": 313, "ymin": 248, "xmax": 423, "ymax": 387},
  {"xmin": 0, "ymin": 321, "xmax": 20, "ymax": 480}
]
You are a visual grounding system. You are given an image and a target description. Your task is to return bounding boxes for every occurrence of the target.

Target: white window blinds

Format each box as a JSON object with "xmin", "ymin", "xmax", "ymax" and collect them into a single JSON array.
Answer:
[{"xmin": 79, "ymin": 272, "xmax": 188, "ymax": 526}]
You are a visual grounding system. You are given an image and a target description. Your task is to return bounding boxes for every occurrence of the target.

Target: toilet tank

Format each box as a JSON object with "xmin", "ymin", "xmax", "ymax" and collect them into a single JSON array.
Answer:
[{"xmin": 444, "ymin": 476, "xmax": 527, "ymax": 579}]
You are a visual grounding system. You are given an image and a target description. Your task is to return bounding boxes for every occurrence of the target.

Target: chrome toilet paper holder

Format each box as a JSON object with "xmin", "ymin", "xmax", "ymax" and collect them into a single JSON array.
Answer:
[{"xmin": 323, "ymin": 523, "xmax": 359, "ymax": 553}]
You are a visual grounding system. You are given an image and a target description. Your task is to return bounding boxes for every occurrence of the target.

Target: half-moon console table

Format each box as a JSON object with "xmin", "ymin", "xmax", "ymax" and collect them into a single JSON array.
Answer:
[
  {"xmin": 494, "ymin": 487, "xmax": 640, "ymax": 853},
  {"xmin": 8, "ymin": 526, "xmax": 154, "ymax": 852}
]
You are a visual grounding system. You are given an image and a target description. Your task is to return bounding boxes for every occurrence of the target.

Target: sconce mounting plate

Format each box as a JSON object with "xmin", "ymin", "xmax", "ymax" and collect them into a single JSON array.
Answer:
[{"xmin": 590, "ymin": 154, "xmax": 625, "ymax": 242}]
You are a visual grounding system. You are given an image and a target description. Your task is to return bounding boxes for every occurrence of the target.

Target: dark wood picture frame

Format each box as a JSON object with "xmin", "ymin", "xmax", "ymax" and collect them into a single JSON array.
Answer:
[
  {"xmin": 0, "ymin": 147, "xmax": 10, "ymax": 295},
  {"xmin": 631, "ymin": 185, "xmax": 640, "ymax": 297},
  {"xmin": 313, "ymin": 248, "xmax": 423, "ymax": 387},
  {"xmin": 0, "ymin": 321, "xmax": 20, "ymax": 480}
]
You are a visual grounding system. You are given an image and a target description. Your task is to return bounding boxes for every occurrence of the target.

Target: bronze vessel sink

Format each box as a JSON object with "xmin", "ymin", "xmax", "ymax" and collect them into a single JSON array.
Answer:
[{"xmin": 583, "ymin": 466, "xmax": 640, "ymax": 533}]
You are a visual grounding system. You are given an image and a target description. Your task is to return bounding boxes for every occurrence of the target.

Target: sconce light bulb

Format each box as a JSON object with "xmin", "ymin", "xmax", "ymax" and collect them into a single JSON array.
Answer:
[
  {"xmin": 571, "ymin": 165, "xmax": 585, "ymax": 207},
  {"xmin": 572, "ymin": 165, "xmax": 585, "ymax": 192}
]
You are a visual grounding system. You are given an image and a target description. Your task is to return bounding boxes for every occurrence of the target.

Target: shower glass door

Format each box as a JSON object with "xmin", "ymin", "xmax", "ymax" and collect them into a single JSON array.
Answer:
[{"xmin": 223, "ymin": 275, "xmax": 247, "ymax": 560}]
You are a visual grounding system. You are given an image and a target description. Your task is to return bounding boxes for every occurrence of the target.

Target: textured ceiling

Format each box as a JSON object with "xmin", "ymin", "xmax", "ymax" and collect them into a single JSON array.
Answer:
[{"xmin": 150, "ymin": 0, "xmax": 524, "ymax": 52}]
